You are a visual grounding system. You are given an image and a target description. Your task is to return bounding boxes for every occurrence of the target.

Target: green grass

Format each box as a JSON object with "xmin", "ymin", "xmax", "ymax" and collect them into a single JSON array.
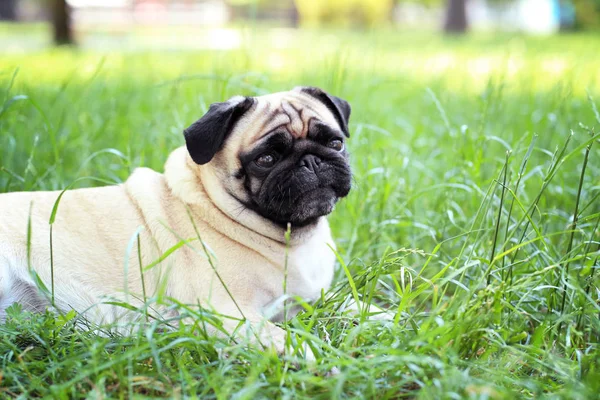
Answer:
[{"xmin": 1, "ymin": 27, "xmax": 600, "ymax": 398}]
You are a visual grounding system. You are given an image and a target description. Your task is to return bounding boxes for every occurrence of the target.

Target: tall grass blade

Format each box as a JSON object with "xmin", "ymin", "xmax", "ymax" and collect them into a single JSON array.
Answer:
[
  {"xmin": 488, "ymin": 151, "xmax": 510, "ymax": 285},
  {"xmin": 558, "ymin": 132, "xmax": 594, "ymax": 321},
  {"xmin": 504, "ymin": 134, "xmax": 537, "ymax": 284}
]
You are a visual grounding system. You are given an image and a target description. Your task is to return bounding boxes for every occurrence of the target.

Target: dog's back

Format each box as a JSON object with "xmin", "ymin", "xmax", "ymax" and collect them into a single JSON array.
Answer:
[{"xmin": 0, "ymin": 183, "xmax": 157, "ymax": 322}]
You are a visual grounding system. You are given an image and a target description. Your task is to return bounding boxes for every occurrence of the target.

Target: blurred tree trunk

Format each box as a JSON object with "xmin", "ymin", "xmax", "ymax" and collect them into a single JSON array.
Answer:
[
  {"xmin": 0, "ymin": 0, "xmax": 18, "ymax": 21},
  {"xmin": 50, "ymin": 0, "xmax": 74, "ymax": 45},
  {"xmin": 289, "ymin": 0, "xmax": 299, "ymax": 27},
  {"xmin": 444, "ymin": 0, "xmax": 468, "ymax": 33}
]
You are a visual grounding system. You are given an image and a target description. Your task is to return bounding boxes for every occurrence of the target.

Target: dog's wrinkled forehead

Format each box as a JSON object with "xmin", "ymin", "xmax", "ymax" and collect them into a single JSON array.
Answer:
[
  {"xmin": 233, "ymin": 90, "xmax": 341, "ymax": 147},
  {"xmin": 183, "ymin": 86, "xmax": 350, "ymax": 166}
]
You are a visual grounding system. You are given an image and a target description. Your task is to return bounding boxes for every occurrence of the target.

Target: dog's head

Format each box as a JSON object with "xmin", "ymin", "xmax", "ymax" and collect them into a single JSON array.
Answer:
[{"xmin": 183, "ymin": 87, "xmax": 352, "ymax": 228}]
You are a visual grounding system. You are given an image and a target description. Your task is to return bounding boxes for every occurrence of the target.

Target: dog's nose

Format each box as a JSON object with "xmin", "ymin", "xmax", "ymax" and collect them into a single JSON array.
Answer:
[{"xmin": 299, "ymin": 154, "xmax": 322, "ymax": 173}]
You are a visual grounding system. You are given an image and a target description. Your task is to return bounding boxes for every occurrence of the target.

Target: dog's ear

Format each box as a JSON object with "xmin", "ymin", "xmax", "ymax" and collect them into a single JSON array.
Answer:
[
  {"xmin": 296, "ymin": 86, "xmax": 351, "ymax": 137},
  {"xmin": 184, "ymin": 97, "xmax": 255, "ymax": 165}
]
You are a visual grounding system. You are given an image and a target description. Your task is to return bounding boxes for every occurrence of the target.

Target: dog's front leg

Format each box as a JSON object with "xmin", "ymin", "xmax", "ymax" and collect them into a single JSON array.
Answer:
[
  {"xmin": 232, "ymin": 313, "xmax": 316, "ymax": 362},
  {"xmin": 195, "ymin": 304, "xmax": 314, "ymax": 361},
  {"xmin": 229, "ymin": 313, "xmax": 287, "ymax": 354}
]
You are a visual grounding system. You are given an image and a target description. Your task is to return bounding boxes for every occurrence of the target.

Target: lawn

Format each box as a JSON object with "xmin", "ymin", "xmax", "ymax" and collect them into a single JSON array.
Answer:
[{"xmin": 1, "ymin": 27, "xmax": 600, "ymax": 398}]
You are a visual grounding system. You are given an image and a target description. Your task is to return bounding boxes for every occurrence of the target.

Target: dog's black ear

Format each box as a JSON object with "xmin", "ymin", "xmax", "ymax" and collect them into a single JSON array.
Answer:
[
  {"xmin": 297, "ymin": 86, "xmax": 351, "ymax": 137},
  {"xmin": 184, "ymin": 97, "xmax": 255, "ymax": 165}
]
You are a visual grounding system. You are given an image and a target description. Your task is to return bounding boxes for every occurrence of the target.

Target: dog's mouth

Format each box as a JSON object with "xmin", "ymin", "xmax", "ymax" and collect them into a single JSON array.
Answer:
[
  {"xmin": 233, "ymin": 185, "xmax": 342, "ymax": 228},
  {"xmin": 287, "ymin": 188, "xmax": 338, "ymax": 225},
  {"xmin": 265, "ymin": 185, "xmax": 343, "ymax": 227}
]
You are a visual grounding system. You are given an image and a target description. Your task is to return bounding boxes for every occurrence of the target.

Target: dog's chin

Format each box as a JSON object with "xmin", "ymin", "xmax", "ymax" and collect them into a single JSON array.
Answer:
[
  {"xmin": 254, "ymin": 188, "xmax": 339, "ymax": 228},
  {"xmin": 286, "ymin": 188, "xmax": 338, "ymax": 227}
]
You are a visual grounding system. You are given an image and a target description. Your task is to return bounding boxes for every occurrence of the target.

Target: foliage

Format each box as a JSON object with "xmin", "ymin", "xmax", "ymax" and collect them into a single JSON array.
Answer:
[
  {"xmin": 1, "ymin": 28, "xmax": 600, "ymax": 398},
  {"xmin": 294, "ymin": 0, "xmax": 395, "ymax": 27},
  {"xmin": 572, "ymin": 0, "xmax": 600, "ymax": 30}
]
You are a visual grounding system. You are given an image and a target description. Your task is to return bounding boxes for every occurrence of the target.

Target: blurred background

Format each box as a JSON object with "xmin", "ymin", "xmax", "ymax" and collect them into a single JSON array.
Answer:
[{"xmin": 0, "ymin": 0, "xmax": 598, "ymax": 50}]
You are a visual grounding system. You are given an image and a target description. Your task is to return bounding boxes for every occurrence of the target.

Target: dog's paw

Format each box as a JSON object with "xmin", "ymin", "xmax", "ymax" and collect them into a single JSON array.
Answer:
[
  {"xmin": 341, "ymin": 297, "xmax": 395, "ymax": 321},
  {"xmin": 285, "ymin": 340, "xmax": 316, "ymax": 363}
]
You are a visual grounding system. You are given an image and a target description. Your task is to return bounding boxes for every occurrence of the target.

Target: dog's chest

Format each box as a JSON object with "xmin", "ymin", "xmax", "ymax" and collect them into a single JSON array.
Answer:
[
  {"xmin": 262, "ymin": 227, "xmax": 336, "ymax": 308},
  {"xmin": 285, "ymin": 242, "xmax": 335, "ymax": 299},
  {"xmin": 258, "ymin": 239, "xmax": 335, "ymax": 321}
]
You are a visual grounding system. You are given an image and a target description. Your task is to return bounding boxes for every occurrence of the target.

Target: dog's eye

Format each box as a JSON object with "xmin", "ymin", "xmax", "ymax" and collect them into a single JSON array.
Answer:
[
  {"xmin": 327, "ymin": 139, "xmax": 344, "ymax": 151},
  {"xmin": 255, "ymin": 153, "xmax": 277, "ymax": 168}
]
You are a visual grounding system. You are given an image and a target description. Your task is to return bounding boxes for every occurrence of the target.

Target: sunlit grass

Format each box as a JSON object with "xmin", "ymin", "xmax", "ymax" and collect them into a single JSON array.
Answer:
[{"xmin": 1, "ymin": 27, "xmax": 599, "ymax": 398}]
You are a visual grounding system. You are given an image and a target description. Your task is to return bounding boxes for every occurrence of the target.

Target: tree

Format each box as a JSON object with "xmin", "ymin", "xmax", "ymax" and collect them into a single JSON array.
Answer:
[
  {"xmin": 0, "ymin": 0, "xmax": 17, "ymax": 21},
  {"xmin": 444, "ymin": 0, "xmax": 468, "ymax": 33},
  {"xmin": 50, "ymin": 0, "xmax": 74, "ymax": 45}
]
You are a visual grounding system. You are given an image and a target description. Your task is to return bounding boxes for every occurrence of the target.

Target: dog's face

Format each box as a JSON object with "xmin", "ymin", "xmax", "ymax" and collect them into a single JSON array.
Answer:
[{"xmin": 183, "ymin": 87, "xmax": 352, "ymax": 228}]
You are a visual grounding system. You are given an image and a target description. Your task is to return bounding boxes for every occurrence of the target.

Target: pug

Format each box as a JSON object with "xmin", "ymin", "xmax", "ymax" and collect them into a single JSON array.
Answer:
[{"xmin": 0, "ymin": 86, "xmax": 352, "ymax": 354}]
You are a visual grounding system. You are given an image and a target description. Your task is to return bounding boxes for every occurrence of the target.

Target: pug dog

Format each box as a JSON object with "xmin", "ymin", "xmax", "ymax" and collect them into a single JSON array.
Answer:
[{"xmin": 0, "ymin": 86, "xmax": 352, "ymax": 354}]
